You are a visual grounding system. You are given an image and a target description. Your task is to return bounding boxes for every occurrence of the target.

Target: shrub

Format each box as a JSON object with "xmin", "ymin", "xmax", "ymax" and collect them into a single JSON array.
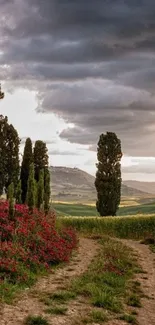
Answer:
[{"xmin": 0, "ymin": 201, "xmax": 77, "ymax": 286}]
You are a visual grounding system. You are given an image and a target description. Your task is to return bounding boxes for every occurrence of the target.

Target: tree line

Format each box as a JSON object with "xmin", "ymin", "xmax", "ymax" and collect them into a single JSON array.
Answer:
[
  {"xmin": 0, "ymin": 115, "xmax": 122, "ymax": 217},
  {"xmin": 0, "ymin": 115, "xmax": 51, "ymax": 215}
]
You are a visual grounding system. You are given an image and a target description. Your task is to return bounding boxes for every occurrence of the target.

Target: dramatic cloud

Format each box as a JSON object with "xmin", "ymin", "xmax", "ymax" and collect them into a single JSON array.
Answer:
[
  {"xmin": 1, "ymin": 0, "xmax": 155, "ymax": 159},
  {"xmin": 122, "ymin": 158, "xmax": 155, "ymax": 174}
]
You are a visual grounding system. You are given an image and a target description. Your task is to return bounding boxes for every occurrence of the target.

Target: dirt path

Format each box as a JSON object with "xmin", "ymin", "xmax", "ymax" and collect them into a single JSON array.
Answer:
[
  {"xmin": 120, "ymin": 239, "xmax": 155, "ymax": 325},
  {"xmin": 0, "ymin": 238, "xmax": 99, "ymax": 325},
  {"xmin": 0, "ymin": 238, "xmax": 155, "ymax": 325}
]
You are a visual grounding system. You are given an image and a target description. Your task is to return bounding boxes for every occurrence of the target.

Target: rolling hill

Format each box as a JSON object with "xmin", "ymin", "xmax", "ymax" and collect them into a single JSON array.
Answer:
[
  {"xmin": 124, "ymin": 180, "xmax": 155, "ymax": 195},
  {"xmin": 50, "ymin": 166, "xmax": 149, "ymax": 202}
]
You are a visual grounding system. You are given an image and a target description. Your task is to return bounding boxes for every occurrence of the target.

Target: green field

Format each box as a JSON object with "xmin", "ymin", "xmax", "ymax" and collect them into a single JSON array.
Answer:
[
  {"xmin": 53, "ymin": 199, "xmax": 155, "ymax": 217},
  {"xmin": 53, "ymin": 202, "xmax": 99, "ymax": 217},
  {"xmin": 57, "ymin": 215, "xmax": 155, "ymax": 239},
  {"xmin": 54, "ymin": 199, "xmax": 155, "ymax": 241}
]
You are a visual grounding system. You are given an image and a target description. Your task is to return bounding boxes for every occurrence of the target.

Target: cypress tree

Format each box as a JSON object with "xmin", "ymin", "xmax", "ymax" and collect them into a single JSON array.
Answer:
[
  {"xmin": 37, "ymin": 169, "xmax": 44, "ymax": 210},
  {"xmin": 8, "ymin": 182, "xmax": 14, "ymax": 220},
  {"xmin": 44, "ymin": 168, "xmax": 51, "ymax": 215},
  {"xmin": 20, "ymin": 138, "xmax": 33, "ymax": 203},
  {"xmin": 27, "ymin": 163, "xmax": 35, "ymax": 212},
  {"xmin": 95, "ymin": 132, "xmax": 122, "ymax": 216},
  {"xmin": 34, "ymin": 179, "xmax": 38, "ymax": 208},
  {"xmin": 0, "ymin": 115, "xmax": 20, "ymax": 195},
  {"xmin": 16, "ymin": 180, "xmax": 22, "ymax": 204},
  {"xmin": 33, "ymin": 140, "xmax": 48, "ymax": 182}
]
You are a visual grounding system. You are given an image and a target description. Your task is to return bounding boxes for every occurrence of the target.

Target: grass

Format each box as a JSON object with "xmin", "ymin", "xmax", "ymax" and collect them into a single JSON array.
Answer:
[
  {"xmin": 81, "ymin": 309, "xmax": 108, "ymax": 323},
  {"xmin": 70, "ymin": 237, "xmax": 137, "ymax": 313},
  {"xmin": 90, "ymin": 309, "xmax": 108, "ymax": 322},
  {"xmin": 57, "ymin": 215, "xmax": 155, "ymax": 240},
  {"xmin": 127, "ymin": 294, "xmax": 142, "ymax": 307},
  {"xmin": 40, "ymin": 290, "xmax": 76, "ymax": 305},
  {"xmin": 0, "ymin": 281, "xmax": 21, "ymax": 304},
  {"xmin": 44, "ymin": 236, "xmax": 142, "ymax": 323},
  {"xmin": 24, "ymin": 315, "xmax": 49, "ymax": 325},
  {"xmin": 44, "ymin": 306, "xmax": 68, "ymax": 315},
  {"xmin": 0, "ymin": 268, "xmax": 47, "ymax": 304},
  {"xmin": 119, "ymin": 314, "xmax": 138, "ymax": 324}
]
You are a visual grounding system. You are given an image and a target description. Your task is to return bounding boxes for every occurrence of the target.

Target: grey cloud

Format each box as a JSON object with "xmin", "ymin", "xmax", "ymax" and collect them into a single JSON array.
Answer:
[
  {"xmin": 21, "ymin": 137, "xmax": 56, "ymax": 145},
  {"xmin": 122, "ymin": 161, "xmax": 155, "ymax": 174},
  {"xmin": 1, "ymin": 0, "xmax": 155, "ymax": 159},
  {"xmin": 48, "ymin": 149, "xmax": 81, "ymax": 156}
]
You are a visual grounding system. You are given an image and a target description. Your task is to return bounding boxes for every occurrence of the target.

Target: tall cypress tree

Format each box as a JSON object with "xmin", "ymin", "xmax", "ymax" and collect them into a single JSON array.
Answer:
[
  {"xmin": 26, "ymin": 163, "xmax": 35, "ymax": 212},
  {"xmin": 20, "ymin": 138, "xmax": 33, "ymax": 203},
  {"xmin": 95, "ymin": 132, "xmax": 122, "ymax": 216},
  {"xmin": 33, "ymin": 140, "xmax": 48, "ymax": 183},
  {"xmin": 16, "ymin": 180, "xmax": 22, "ymax": 204},
  {"xmin": 37, "ymin": 169, "xmax": 44, "ymax": 210},
  {"xmin": 44, "ymin": 168, "xmax": 51, "ymax": 215},
  {"xmin": 0, "ymin": 115, "xmax": 20, "ymax": 195}
]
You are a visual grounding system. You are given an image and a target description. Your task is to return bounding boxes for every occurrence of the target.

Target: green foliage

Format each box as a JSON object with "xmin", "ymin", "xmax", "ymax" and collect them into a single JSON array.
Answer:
[
  {"xmin": 33, "ymin": 140, "xmax": 48, "ymax": 183},
  {"xmin": 127, "ymin": 294, "xmax": 142, "ymax": 307},
  {"xmin": 15, "ymin": 180, "xmax": 22, "ymax": 204},
  {"xmin": 20, "ymin": 138, "xmax": 33, "ymax": 203},
  {"xmin": 44, "ymin": 168, "xmax": 51, "ymax": 214},
  {"xmin": 37, "ymin": 169, "xmax": 44, "ymax": 210},
  {"xmin": 8, "ymin": 182, "xmax": 14, "ymax": 220},
  {"xmin": 119, "ymin": 314, "xmax": 138, "ymax": 324},
  {"xmin": 58, "ymin": 215, "xmax": 155, "ymax": 240},
  {"xmin": 89, "ymin": 309, "xmax": 108, "ymax": 323},
  {"xmin": 0, "ymin": 115, "xmax": 20, "ymax": 195},
  {"xmin": 44, "ymin": 306, "xmax": 67, "ymax": 315},
  {"xmin": 34, "ymin": 179, "xmax": 38, "ymax": 207},
  {"xmin": 46, "ymin": 290, "xmax": 76, "ymax": 303},
  {"xmin": 27, "ymin": 163, "xmax": 35, "ymax": 212},
  {"xmin": 95, "ymin": 132, "xmax": 122, "ymax": 216},
  {"xmin": 24, "ymin": 315, "xmax": 49, "ymax": 325}
]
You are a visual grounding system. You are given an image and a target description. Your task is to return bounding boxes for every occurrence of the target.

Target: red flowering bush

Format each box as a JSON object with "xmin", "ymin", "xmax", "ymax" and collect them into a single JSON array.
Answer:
[{"xmin": 0, "ymin": 201, "xmax": 77, "ymax": 285}]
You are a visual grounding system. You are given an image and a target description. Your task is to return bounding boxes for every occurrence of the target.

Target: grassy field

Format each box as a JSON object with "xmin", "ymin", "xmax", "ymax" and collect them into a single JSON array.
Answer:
[
  {"xmin": 57, "ymin": 215, "xmax": 155, "ymax": 239},
  {"xmin": 53, "ymin": 202, "xmax": 99, "ymax": 217},
  {"xmin": 53, "ymin": 199, "xmax": 155, "ymax": 217}
]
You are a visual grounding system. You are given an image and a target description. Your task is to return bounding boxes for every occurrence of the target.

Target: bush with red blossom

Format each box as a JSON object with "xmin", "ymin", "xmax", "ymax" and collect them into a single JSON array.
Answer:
[{"xmin": 0, "ymin": 201, "xmax": 77, "ymax": 285}]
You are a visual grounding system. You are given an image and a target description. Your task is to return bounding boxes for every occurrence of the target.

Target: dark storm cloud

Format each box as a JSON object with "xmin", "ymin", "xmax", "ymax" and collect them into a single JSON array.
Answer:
[{"xmin": 1, "ymin": 0, "xmax": 155, "ymax": 157}]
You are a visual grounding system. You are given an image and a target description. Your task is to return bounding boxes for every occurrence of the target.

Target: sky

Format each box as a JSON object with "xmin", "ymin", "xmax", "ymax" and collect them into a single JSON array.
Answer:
[{"xmin": 1, "ymin": 0, "xmax": 155, "ymax": 181}]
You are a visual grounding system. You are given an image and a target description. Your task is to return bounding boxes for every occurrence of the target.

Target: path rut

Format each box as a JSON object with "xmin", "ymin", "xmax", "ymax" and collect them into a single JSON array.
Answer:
[
  {"xmin": 0, "ymin": 238, "xmax": 99, "ymax": 325},
  {"xmin": 120, "ymin": 239, "xmax": 155, "ymax": 325}
]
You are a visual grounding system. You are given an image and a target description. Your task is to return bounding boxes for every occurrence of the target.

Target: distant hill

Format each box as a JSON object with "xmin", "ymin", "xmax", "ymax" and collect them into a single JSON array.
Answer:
[
  {"xmin": 50, "ymin": 166, "xmax": 149, "ymax": 202},
  {"xmin": 124, "ymin": 180, "xmax": 155, "ymax": 195}
]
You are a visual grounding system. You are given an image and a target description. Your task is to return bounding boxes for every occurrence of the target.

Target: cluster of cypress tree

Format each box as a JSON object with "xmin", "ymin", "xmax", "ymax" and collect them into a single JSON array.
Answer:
[
  {"xmin": 20, "ymin": 138, "xmax": 51, "ymax": 213},
  {"xmin": 0, "ymin": 115, "xmax": 51, "ymax": 216}
]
